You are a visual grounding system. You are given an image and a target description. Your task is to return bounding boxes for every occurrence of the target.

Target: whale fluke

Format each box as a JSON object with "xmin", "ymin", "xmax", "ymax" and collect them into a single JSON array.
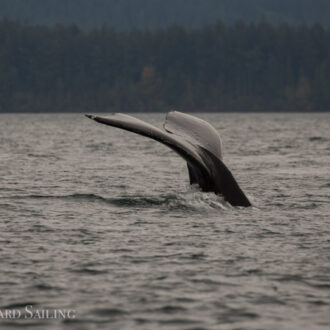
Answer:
[{"xmin": 85, "ymin": 111, "xmax": 251, "ymax": 207}]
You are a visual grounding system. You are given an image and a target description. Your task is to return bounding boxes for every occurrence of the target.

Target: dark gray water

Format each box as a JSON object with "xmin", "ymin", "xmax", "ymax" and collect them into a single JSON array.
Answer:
[{"xmin": 0, "ymin": 113, "xmax": 329, "ymax": 330}]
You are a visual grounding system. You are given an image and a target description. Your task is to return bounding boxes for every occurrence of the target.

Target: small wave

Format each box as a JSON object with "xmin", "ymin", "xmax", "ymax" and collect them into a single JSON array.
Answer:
[
  {"xmin": 309, "ymin": 136, "xmax": 328, "ymax": 142},
  {"xmin": 306, "ymin": 282, "xmax": 330, "ymax": 289},
  {"xmin": 1, "ymin": 302, "xmax": 38, "ymax": 309},
  {"xmin": 108, "ymin": 196, "xmax": 170, "ymax": 207},
  {"xmin": 275, "ymin": 274, "xmax": 303, "ymax": 282},
  {"xmin": 308, "ymin": 300, "xmax": 329, "ymax": 306},
  {"xmin": 0, "ymin": 321, "xmax": 49, "ymax": 327},
  {"xmin": 27, "ymin": 224, "xmax": 55, "ymax": 233},
  {"xmin": 191, "ymin": 278, "xmax": 237, "ymax": 287},
  {"xmin": 169, "ymin": 187, "xmax": 230, "ymax": 211},
  {"xmin": 158, "ymin": 318, "xmax": 202, "ymax": 325},
  {"xmin": 2, "ymin": 193, "xmax": 108, "ymax": 203},
  {"xmin": 32, "ymin": 284, "xmax": 64, "ymax": 291},
  {"xmin": 273, "ymin": 274, "xmax": 330, "ymax": 290},
  {"xmin": 253, "ymin": 295, "xmax": 287, "ymax": 306},
  {"xmin": 27, "ymin": 153, "xmax": 61, "ymax": 159},
  {"xmin": 3, "ymin": 191, "xmax": 230, "ymax": 211},
  {"xmin": 85, "ymin": 142, "xmax": 113, "ymax": 151},
  {"xmin": 155, "ymin": 305, "xmax": 187, "ymax": 314},
  {"xmin": 91, "ymin": 308, "xmax": 128, "ymax": 317},
  {"xmin": 114, "ymin": 192, "xmax": 226, "ymax": 211},
  {"xmin": 69, "ymin": 267, "xmax": 109, "ymax": 275}
]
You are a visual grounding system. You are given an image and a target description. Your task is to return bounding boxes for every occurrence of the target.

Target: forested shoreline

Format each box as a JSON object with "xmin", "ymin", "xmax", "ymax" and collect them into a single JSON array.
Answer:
[{"xmin": 1, "ymin": 19, "xmax": 330, "ymax": 112}]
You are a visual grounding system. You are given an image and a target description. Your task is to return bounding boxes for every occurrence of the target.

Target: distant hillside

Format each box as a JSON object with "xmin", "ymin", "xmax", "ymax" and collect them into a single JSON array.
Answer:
[
  {"xmin": 0, "ymin": 0, "xmax": 330, "ymax": 29},
  {"xmin": 1, "ymin": 20, "xmax": 329, "ymax": 112}
]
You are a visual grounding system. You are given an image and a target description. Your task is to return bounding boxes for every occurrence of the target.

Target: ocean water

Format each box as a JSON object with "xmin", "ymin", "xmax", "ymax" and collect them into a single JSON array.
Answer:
[{"xmin": 0, "ymin": 112, "xmax": 329, "ymax": 330}]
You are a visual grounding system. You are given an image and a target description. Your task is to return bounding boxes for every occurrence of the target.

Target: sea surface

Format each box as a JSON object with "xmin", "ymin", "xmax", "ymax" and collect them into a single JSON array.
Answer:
[{"xmin": 0, "ymin": 113, "xmax": 329, "ymax": 330}]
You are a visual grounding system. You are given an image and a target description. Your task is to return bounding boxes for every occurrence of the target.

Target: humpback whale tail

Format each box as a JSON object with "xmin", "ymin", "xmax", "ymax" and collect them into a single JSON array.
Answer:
[{"xmin": 85, "ymin": 111, "xmax": 251, "ymax": 207}]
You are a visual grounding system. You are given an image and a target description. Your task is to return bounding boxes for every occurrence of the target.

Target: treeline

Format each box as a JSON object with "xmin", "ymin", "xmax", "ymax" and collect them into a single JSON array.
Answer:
[
  {"xmin": 0, "ymin": 19, "xmax": 330, "ymax": 112},
  {"xmin": 1, "ymin": 0, "xmax": 330, "ymax": 29}
]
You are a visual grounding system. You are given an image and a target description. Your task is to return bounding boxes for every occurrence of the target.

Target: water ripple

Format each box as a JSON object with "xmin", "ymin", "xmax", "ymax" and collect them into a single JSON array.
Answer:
[{"xmin": 1, "ymin": 113, "xmax": 329, "ymax": 330}]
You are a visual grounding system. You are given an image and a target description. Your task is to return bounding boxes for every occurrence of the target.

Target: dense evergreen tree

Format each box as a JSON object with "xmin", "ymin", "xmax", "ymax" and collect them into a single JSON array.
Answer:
[{"xmin": 0, "ymin": 19, "xmax": 329, "ymax": 112}]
